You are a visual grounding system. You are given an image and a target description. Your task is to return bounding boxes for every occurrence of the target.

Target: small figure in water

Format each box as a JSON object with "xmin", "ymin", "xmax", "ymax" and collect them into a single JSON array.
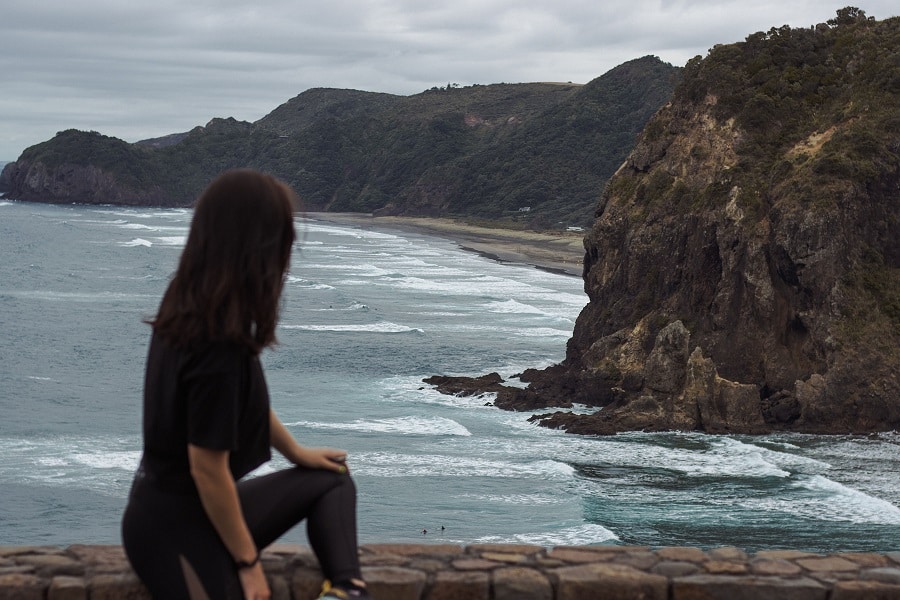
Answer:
[{"xmin": 422, "ymin": 529, "xmax": 427, "ymax": 535}]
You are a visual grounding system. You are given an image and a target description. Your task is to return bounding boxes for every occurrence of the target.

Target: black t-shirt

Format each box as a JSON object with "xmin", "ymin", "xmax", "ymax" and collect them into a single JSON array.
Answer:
[{"xmin": 138, "ymin": 331, "xmax": 271, "ymax": 492}]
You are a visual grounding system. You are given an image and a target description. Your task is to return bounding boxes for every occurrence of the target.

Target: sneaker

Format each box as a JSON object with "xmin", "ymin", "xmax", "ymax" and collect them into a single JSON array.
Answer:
[{"xmin": 318, "ymin": 580, "xmax": 373, "ymax": 599}]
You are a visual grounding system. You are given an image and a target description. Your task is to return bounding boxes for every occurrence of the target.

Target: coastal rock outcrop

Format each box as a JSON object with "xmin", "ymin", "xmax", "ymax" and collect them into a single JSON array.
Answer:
[
  {"xmin": 429, "ymin": 11, "xmax": 900, "ymax": 436},
  {"xmin": 0, "ymin": 158, "xmax": 171, "ymax": 206}
]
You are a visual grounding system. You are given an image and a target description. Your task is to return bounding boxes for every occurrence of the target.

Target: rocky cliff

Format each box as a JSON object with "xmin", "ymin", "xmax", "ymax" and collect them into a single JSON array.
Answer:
[{"xmin": 435, "ymin": 10, "xmax": 900, "ymax": 435}]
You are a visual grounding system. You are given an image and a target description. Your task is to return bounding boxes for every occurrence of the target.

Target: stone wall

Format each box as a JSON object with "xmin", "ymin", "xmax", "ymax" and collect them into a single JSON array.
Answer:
[{"xmin": 2, "ymin": 543, "xmax": 900, "ymax": 599}]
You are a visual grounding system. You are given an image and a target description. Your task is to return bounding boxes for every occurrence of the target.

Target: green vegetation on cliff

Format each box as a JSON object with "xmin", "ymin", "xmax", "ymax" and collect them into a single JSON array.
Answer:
[
  {"xmin": 0, "ymin": 57, "xmax": 679, "ymax": 228},
  {"xmin": 552, "ymin": 8, "xmax": 900, "ymax": 435}
]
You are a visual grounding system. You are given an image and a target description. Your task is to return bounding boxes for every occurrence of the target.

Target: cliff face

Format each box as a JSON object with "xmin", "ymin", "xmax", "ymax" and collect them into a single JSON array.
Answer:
[
  {"xmin": 0, "ymin": 159, "xmax": 171, "ymax": 206},
  {"xmin": 518, "ymin": 12, "xmax": 900, "ymax": 435}
]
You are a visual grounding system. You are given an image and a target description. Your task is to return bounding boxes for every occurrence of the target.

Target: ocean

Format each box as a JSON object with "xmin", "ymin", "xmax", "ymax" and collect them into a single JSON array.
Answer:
[{"xmin": 1, "ymin": 200, "xmax": 898, "ymax": 552}]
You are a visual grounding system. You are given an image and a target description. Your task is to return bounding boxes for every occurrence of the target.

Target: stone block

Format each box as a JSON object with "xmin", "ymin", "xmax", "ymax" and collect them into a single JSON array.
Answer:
[
  {"xmin": 66, "ymin": 545, "xmax": 130, "ymax": 574},
  {"xmin": 452, "ymin": 558, "xmax": 503, "ymax": 571},
  {"xmin": 755, "ymin": 550, "xmax": 818, "ymax": 561},
  {"xmin": 48, "ymin": 576, "xmax": 86, "ymax": 600},
  {"xmin": 467, "ymin": 543, "xmax": 543, "ymax": 556},
  {"xmin": 795, "ymin": 557, "xmax": 860, "ymax": 573},
  {"xmin": 707, "ymin": 547, "xmax": 748, "ymax": 562},
  {"xmin": 17, "ymin": 554, "xmax": 83, "ymax": 577},
  {"xmin": 267, "ymin": 573, "xmax": 291, "ymax": 600},
  {"xmin": 554, "ymin": 563, "xmax": 667, "ymax": 600},
  {"xmin": 749, "ymin": 558, "xmax": 803, "ymax": 577},
  {"xmin": 0, "ymin": 566, "xmax": 35, "ymax": 577},
  {"xmin": 290, "ymin": 566, "xmax": 324, "ymax": 600},
  {"xmin": 0, "ymin": 573, "xmax": 44, "ymax": 600},
  {"xmin": 480, "ymin": 552, "xmax": 528, "ymax": 564},
  {"xmin": 425, "ymin": 570, "xmax": 489, "ymax": 600},
  {"xmin": 704, "ymin": 560, "xmax": 748, "ymax": 574},
  {"xmin": 862, "ymin": 568, "xmax": 900, "ymax": 585},
  {"xmin": 408, "ymin": 559, "xmax": 446, "ymax": 573},
  {"xmin": 831, "ymin": 580, "xmax": 900, "ymax": 600},
  {"xmin": 836, "ymin": 553, "xmax": 891, "ymax": 567},
  {"xmin": 548, "ymin": 548, "xmax": 606, "ymax": 564},
  {"xmin": 493, "ymin": 567, "xmax": 552, "ymax": 600},
  {"xmin": 613, "ymin": 551, "xmax": 659, "ymax": 571},
  {"xmin": 672, "ymin": 575, "xmax": 827, "ymax": 600},
  {"xmin": 362, "ymin": 566, "xmax": 427, "ymax": 600},
  {"xmin": 360, "ymin": 553, "xmax": 408, "ymax": 567},
  {"xmin": 362, "ymin": 544, "xmax": 463, "ymax": 557},
  {"xmin": 657, "ymin": 547, "xmax": 707, "ymax": 562},
  {"xmin": 87, "ymin": 573, "xmax": 150, "ymax": 600},
  {"xmin": 0, "ymin": 546, "xmax": 62, "ymax": 558},
  {"xmin": 652, "ymin": 561, "xmax": 701, "ymax": 578}
]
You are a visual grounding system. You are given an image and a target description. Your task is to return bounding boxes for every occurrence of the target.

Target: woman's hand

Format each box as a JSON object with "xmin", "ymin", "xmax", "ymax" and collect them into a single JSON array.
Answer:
[
  {"xmin": 238, "ymin": 562, "xmax": 271, "ymax": 600},
  {"xmin": 269, "ymin": 410, "xmax": 349, "ymax": 474},
  {"xmin": 294, "ymin": 446, "xmax": 350, "ymax": 473}
]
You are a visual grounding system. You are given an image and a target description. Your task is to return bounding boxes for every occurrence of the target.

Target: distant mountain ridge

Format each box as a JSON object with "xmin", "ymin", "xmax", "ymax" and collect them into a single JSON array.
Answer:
[{"xmin": 0, "ymin": 56, "xmax": 679, "ymax": 228}]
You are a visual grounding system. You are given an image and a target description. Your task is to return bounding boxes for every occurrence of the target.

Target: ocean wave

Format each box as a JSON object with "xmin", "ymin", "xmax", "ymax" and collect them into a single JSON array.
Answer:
[
  {"xmin": 356, "ymin": 452, "xmax": 574, "ymax": 480},
  {"xmin": 1, "ymin": 290, "xmax": 157, "ymax": 302},
  {"xmin": 120, "ymin": 238, "xmax": 153, "ymax": 247},
  {"xmin": 485, "ymin": 299, "xmax": 547, "ymax": 315},
  {"xmin": 0, "ymin": 436, "xmax": 140, "ymax": 496},
  {"xmin": 285, "ymin": 275, "xmax": 335, "ymax": 290},
  {"xmin": 281, "ymin": 322, "xmax": 423, "ymax": 334},
  {"xmin": 474, "ymin": 523, "xmax": 619, "ymax": 546},
  {"xmin": 287, "ymin": 416, "xmax": 471, "ymax": 437},
  {"xmin": 536, "ymin": 433, "xmax": 798, "ymax": 480},
  {"xmin": 119, "ymin": 223, "xmax": 158, "ymax": 231},
  {"xmin": 151, "ymin": 236, "xmax": 186, "ymax": 246},
  {"xmin": 457, "ymin": 492, "xmax": 565, "ymax": 505},
  {"xmin": 299, "ymin": 222, "xmax": 401, "ymax": 241},
  {"xmin": 431, "ymin": 323, "xmax": 572, "ymax": 339},
  {"xmin": 737, "ymin": 475, "xmax": 900, "ymax": 525}
]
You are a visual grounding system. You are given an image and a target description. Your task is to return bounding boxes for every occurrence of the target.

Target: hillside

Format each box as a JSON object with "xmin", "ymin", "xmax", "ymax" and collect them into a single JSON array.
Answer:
[
  {"xmin": 445, "ymin": 8, "xmax": 900, "ymax": 435},
  {"xmin": 0, "ymin": 57, "xmax": 679, "ymax": 229}
]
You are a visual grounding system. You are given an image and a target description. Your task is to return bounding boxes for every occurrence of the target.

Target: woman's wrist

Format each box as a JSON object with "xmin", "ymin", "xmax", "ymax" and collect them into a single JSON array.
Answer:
[{"xmin": 234, "ymin": 552, "xmax": 260, "ymax": 570}]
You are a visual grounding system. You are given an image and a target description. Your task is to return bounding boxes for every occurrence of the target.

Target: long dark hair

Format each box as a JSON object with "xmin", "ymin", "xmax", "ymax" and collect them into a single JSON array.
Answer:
[{"xmin": 149, "ymin": 169, "xmax": 297, "ymax": 354}]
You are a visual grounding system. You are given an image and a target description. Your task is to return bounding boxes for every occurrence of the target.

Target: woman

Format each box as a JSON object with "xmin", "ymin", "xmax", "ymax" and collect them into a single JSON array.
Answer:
[{"xmin": 122, "ymin": 169, "xmax": 371, "ymax": 600}]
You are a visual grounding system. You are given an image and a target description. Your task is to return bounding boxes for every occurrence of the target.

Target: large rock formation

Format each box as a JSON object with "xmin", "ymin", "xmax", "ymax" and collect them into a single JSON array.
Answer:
[{"xmin": 431, "ymin": 10, "xmax": 900, "ymax": 435}]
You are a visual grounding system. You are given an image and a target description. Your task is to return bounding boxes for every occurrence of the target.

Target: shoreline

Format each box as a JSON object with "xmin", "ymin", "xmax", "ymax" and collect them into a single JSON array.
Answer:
[{"xmin": 303, "ymin": 213, "xmax": 586, "ymax": 277}]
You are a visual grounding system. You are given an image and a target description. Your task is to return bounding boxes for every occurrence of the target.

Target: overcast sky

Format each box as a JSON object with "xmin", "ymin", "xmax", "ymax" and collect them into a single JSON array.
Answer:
[{"xmin": 1, "ymin": 1, "xmax": 896, "ymax": 160}]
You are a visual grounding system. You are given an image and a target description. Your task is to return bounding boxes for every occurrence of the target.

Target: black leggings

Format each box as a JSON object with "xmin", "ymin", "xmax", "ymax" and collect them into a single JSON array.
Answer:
[{"xmin": 122, "ymin": 467, "xmax": 361, "ymax": 599}]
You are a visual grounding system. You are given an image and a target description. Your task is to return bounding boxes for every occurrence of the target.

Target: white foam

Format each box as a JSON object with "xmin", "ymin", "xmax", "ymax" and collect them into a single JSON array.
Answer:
[
  {"xmin": 1, "ymin": 290, "xmax": 156, "ymax": 302},
  {"xmin": 121, "ymin": 238, "xmax": 152, "ymax": 247},
  {"xmin": 485, "ymin": 299, "xmax": 547, "ymax": 315},
  {"xmin": 281, "ymin": 323, "xmax": 423, "ymax": 334},
  {"xmin": 458, "ymin": 492, "xmax": 564, "ymax": 505},
  {"xmin": 119, "ymin": 223, "xmax": 158, "ymax": 231},
  {"xmin": 151, "ymin": 236, "xmax": 186, "ymax": 246},
  {"xmin": 288, "ymin": 416, "xmax": 471, "ymax": 437},
  {"xmin": 780, "ymin": 475, "xmax": 900, "ymax": 524},
  {"xmin": 0, "ymin": 436, "xmax": 140, "ymax": 496},
  {"xmin": 474, "ymin": 523, "xmax": 619, "ymax": 546},
  {"xmin": 355, "ymin": 452, "xmax": 574, "ymax": 480}
]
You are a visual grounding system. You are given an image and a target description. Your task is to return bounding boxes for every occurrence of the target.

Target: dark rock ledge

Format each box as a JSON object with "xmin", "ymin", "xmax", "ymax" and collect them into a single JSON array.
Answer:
[{"xmin": 2, "ymin": 543, "xmax": 900, "ymax": 599}]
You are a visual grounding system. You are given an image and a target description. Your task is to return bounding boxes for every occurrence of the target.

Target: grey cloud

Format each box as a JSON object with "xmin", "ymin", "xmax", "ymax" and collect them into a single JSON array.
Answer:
[{"xmin": 1, "ymin": 0, "xmax": 897, "ymax": 160}]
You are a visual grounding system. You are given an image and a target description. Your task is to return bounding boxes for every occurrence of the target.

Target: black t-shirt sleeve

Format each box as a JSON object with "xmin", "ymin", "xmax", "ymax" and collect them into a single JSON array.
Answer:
[{"xmin": 183, "ymin": 343, "xmax": 245, "ymax": 451}]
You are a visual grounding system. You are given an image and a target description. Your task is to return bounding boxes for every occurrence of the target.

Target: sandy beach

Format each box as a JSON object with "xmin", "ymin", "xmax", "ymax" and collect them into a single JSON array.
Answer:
[{"xmin": 304, "ymin": 213, "xmax": 586, "ymax": 277}]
